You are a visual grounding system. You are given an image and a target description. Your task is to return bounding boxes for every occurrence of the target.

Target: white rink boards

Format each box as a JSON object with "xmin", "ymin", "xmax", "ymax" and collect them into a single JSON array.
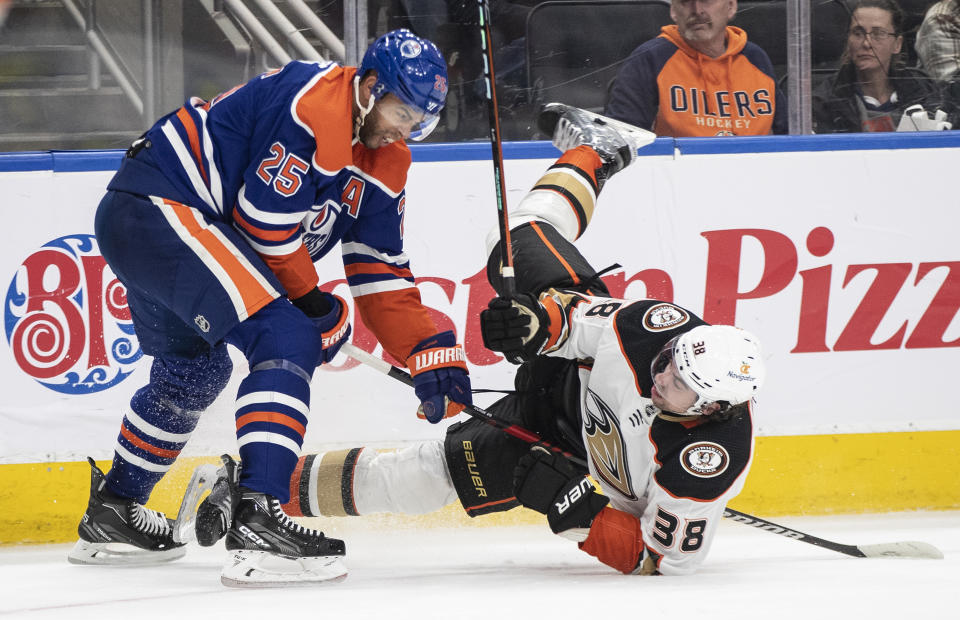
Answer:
[
  {"xmin": 0, "ymin": 134, "xmax": 958, "ymax": 544},
  {"xmin": 1, "ymin": 135, "xmax": 959, "ymax": 465}
]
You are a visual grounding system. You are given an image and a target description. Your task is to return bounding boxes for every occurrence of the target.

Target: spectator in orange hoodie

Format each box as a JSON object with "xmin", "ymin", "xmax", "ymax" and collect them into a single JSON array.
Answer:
[{"xmin": 604, "ymin": 0, "xmax": 786, "ymax": 136}]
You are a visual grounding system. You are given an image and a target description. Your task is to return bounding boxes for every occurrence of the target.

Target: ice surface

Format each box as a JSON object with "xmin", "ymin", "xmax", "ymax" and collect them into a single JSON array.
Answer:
[{"xmin": 2, "ymin": 511, "xmax": 957, "ymax": 620}]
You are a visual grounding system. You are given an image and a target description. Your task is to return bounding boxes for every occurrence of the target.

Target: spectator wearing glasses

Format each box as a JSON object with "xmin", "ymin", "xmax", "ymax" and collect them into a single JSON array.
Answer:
[{"xmin": 813, "ymin": 0, "xmax": 942, "ymax": 133}]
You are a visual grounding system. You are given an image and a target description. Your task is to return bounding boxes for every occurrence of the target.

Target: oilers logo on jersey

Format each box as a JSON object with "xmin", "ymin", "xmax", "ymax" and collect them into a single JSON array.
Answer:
[{"xmin": 303, "ymin": 200, "xmax": 342, "ymax": 256}]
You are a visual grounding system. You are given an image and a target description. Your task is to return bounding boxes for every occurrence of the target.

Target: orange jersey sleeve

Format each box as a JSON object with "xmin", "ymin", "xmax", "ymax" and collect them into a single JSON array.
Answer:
[
  {"xmin": 579, "ymin": 506, "xmax": 648, "ymax": 574},
  {"xmin": 353, "ymin": 288, "xmax": 438, "ymax": 365},
  {"xmin": 259, "ymin": 244, "xmax": 319, "ymax": 300}
]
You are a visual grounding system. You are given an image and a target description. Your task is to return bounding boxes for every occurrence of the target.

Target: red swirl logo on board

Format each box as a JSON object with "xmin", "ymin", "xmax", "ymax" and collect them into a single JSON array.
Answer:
[{"xmin": 4, "ymin": 234, "xmax": 141, "ymax": 393}]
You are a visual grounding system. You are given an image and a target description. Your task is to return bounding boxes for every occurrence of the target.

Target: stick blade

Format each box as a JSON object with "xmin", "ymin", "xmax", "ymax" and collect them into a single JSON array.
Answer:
[{"xmin": 856, "ymin": 541, "xmax": 944, "ymax": 559}]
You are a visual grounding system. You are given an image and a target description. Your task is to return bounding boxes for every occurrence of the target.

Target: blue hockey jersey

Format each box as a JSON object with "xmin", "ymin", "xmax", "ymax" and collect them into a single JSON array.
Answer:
[{"xmin": 106, "ymin": 61, "xmax": 440, "ymax": 363}]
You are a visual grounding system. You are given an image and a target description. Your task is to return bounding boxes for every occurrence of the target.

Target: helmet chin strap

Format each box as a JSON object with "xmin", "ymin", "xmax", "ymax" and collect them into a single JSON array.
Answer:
[{"xmin": 353, "ymin": 75, "xmax": 376, "ymax": 144}]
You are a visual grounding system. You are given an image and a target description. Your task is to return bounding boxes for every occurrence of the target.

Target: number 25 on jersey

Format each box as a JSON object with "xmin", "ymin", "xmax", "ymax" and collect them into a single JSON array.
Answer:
[{"xmin": 256, "ymin": 142, "xmax": 309, "ymax": 197}]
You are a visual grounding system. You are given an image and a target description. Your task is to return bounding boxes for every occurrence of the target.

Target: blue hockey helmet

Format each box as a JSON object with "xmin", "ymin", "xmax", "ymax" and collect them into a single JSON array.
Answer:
[{"xmin": 358, "ymin": 29, "xmax": 448, "ymax": 141}]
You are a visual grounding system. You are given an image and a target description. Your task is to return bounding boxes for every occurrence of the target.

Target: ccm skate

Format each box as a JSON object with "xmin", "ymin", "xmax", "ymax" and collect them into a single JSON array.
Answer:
[{"xmin": 220, "ymin": 488, "xmax": 347, "ymax": 587}]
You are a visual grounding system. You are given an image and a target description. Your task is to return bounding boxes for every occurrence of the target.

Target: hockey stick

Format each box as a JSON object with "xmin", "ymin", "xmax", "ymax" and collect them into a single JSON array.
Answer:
[
  {"xmin": 342, "ymin": 342, "xmax": 580, "ymax": 462},
  {"xmin": 723, "ymin": 507, "xmax": 943, "ymax": 559},
  {"xmin": 343, "ymin": 342, "xmax": 943, "ymax": 561},
  {"xmin": 476, "ymin": 0, "xmax": 516, "ymax": 298}
]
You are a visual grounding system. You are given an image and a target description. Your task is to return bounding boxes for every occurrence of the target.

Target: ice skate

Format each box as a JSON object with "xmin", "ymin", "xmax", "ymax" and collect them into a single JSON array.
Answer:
[
  {"xmin": 220, "ymin": 490, "xmax": 347, "ymax": 587},
  {"xmin": 67, "ymin": 457, "xmax": 186, "ymax": 565},
  {"xmin": 537, "ymin": 103, "xmax": 656, "ymax": 176},
  {"xmin": 192, "ymin": 454, "xmax": 241, "ymax": 547}
]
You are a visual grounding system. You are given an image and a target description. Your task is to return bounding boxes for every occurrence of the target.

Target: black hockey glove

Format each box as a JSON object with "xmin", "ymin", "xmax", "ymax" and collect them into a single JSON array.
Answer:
[
  {"xmin": 513, "ymin": 447, "xmax": 609, "ymax": 535},
  {"xmin": 480, "ymin": 295, "xmax": 551, "ymax": 364}
]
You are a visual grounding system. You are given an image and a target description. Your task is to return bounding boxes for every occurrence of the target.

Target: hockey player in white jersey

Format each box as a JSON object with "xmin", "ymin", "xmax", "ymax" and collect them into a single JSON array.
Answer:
[{"xmin": 226, "ymin": 104, "xmax": 766, "ymax": 576}]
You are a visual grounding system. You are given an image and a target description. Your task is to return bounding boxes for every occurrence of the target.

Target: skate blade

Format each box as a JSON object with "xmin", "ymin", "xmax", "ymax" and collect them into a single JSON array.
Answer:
[
  {"xmin": 539, "ymin": 103, "xmax": 657, "ymax": 150},
  {"xmin": 580, "ymin": 109, "xmax": 657, "ymax": 148},
  {"xmin": 67, "ymin": 538, "xmax": 186, "ymax": 566},
  {"xmin": 172, "ymin": 463, "xmax": 221, "ymax": 544},
  {"xmin": 220, "ymin": 550, "xmax": 348, "ymax": 588}
]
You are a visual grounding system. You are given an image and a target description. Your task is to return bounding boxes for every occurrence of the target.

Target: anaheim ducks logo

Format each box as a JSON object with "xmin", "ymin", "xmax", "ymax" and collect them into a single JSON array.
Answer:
[
  {"xmin": 583, "ymin": 389, "xmax": 636, "ymax": 500},
  {"xmin": 642, "ymin": 303, "xmax": 689, "ymax": 332},
  {"xmin": 680, "ymin": 441, "xmax": 730, "ymax": 478}
]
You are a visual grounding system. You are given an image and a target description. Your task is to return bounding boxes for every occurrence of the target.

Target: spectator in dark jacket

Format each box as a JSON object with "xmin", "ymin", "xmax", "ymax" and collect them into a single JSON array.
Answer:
[{"xmin": 813, "ymin": 0, "xmax": 941, "ymax": 133}]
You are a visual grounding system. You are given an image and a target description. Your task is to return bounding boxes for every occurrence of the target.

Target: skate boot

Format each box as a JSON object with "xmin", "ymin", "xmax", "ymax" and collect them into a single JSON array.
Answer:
[
  {"xmin": 537, "ymin": 103, "xmax": 656, "ymax": 178},
  {"xmin": 68, "ymin": 457, "xmax": 186, "ymax": 565},
  {"xmin": 221, "ymin": 489, "xmax": 347, "ymax": 587},
  {"xmin": 194, "ymin": 454, "xmax": 241, "ymax": 547}
]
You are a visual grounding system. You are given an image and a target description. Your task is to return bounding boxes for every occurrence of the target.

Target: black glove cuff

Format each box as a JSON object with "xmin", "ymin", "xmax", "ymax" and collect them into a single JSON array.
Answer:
[
  {"xmin": 546, "ymin": 481, "xmax": 610, "ymax": 534},
  {"xmin": 480, "ymin": 294, "xmax": 549, "ymax": 364},
  {"xmin": 291, "ymin": 287, "xmax": 333, "ymax": 318}
]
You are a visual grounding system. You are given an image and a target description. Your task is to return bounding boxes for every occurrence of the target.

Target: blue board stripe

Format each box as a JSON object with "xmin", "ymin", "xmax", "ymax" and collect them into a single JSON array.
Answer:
[{"xmin": 1, "ymin": 133, "xmax": 958, "ymax": 172}]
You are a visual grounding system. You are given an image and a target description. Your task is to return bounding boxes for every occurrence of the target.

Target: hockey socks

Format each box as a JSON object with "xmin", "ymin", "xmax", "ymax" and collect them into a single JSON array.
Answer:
[
  {"xmin": 105, "ymin": 347, "xmax": 231, "ymax": 503},
  {"xmin": 283, "ymin": 443, "xmax": 456, "ymax": 517},
  {"xmin": 506, "ymin": 146, "xmax": 604, "ymax": 243},
  {"xmin": 234, "ymin": 363, "xmax": 311, "ymax": 503}
]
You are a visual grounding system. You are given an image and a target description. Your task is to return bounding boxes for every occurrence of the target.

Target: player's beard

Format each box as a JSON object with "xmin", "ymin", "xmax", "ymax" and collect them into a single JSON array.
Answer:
[{"xmin": 357, "ymin": 109, "xmax": 402, "ymax": 150}]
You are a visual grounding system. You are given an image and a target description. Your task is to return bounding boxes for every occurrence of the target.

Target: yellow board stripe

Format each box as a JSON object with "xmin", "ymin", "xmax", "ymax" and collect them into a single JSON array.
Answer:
[
  {"xmin": 735, "ymin": 430, "xmax": 960, "ymax": 514},
  {"xmin": 3, "ymin": 431, "xmax": 958, "ymax": 545}
]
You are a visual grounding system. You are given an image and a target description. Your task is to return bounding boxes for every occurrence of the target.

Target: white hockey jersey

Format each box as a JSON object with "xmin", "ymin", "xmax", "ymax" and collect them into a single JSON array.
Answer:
[{"xmin": 543, "ymin": 292, "xmax": 755, "ymax": 576}]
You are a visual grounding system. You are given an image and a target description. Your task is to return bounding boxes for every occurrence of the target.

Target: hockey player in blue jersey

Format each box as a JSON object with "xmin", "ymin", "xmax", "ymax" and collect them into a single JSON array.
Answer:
[{"xmin": 70, "ymin": 29, "xmax": 472, "ymax": 587}]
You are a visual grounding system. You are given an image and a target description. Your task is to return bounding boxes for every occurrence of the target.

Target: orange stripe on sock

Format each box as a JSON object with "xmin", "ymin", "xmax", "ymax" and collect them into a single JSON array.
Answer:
[
  {"xmin": 120, "ymin": 423, "xmax": 181, "ymax": 459},
  {"xmin": 236, "ymin": 411, "xmax": 307, "ymax": 437},
  {"xmin": 530, "ymin": 221, "xmax": 580, "ymax": 284},
  {"xmin": 557, "ymin": 145, "xmax": 602, "ymax": 188}
]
